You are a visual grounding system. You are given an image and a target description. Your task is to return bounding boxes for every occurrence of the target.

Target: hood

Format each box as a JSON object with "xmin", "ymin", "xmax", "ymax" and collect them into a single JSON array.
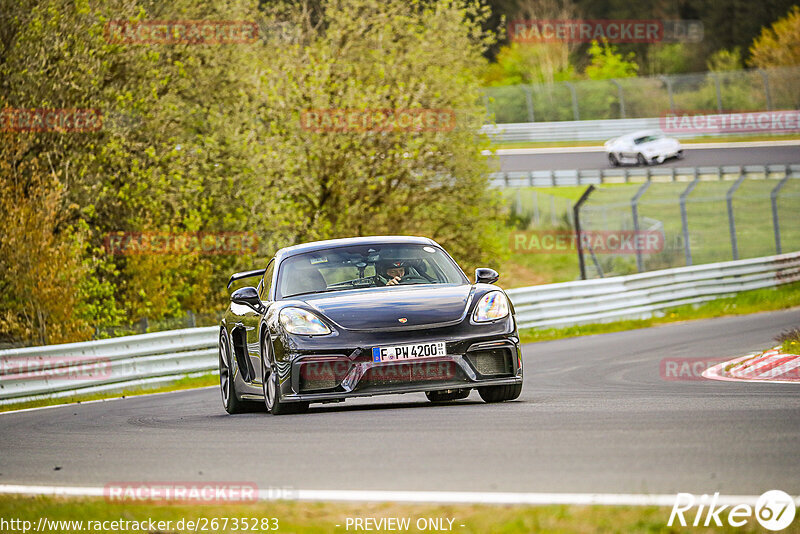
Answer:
[{"xmin": 298, "ymin": 284, "xmax": 474, "ymax": 330}]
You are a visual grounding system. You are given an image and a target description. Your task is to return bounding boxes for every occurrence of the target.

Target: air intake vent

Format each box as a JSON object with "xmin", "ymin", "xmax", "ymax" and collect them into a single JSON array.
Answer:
[
  {"xmin": 299, "ymin": 360, "xmax": 350, "ymax": 392},
  {"xmin": 466, "ymin": 349, "xmax": 512, "ymax": 376}
]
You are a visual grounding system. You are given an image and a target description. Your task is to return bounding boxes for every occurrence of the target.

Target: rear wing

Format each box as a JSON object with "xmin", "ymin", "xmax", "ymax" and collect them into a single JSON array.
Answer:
[{"xmin": 227, "ymin": 268, "xmax": 266, "ymax": 289}]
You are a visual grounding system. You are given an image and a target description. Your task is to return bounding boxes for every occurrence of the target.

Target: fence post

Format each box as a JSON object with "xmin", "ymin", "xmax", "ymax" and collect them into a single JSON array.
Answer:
[
  {"xmin": 660, "ymin": 75, "xmax": 675, "ymax": 114},
  {"xmin": 680, "ymin": 171, "xmax": 699, "ymax": 266},
  {"xmin": 523, "ymin": 85, "xmax": 535, "ymax": 122},
  {"xmin": 631, "ymin": 180, "xmax": 652, "ymax": 273},
  {"xmin": 611, "ymin": 79, "xmax": 625, "ymax": 118},
  {"xmin": 574, "ymin": 185, "xmax": 595, "ymax": 280},
  {"xmin": 711, "ymin": 72, "xmax": 723, "ymax": 113},
  {"xmin": 771, "ymin": 176, "xmax": 790, "ymax": 254},
  {"xmin": 726, "ymin": 171, "xmax": 746, "ymax": 260},
  {"xmin": 759, "ymin": 70, "xmax": 772, "ymax": 111},
  {"xmin": 566, "ymin": 197, "xmax": 574, "ymax": 228},
  {"xmin": 565, "ymin": 82, "xmax": 580, "ymax": 121}
]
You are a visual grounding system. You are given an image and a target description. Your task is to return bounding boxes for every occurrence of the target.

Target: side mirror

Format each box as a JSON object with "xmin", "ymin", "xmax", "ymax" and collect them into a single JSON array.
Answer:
[
  {"xmin": 475, "ymin": 268, "xmax": 499, "ymax": 285},
  {"xmin": 231, "ymin": 286, "xmax": 263, "ymax": 311}
]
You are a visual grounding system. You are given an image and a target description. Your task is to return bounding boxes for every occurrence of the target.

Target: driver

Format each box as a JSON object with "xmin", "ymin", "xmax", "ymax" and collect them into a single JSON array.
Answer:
[{"xmin": 376, "ymin": 260, "xmax": 408, "ymax": 286}]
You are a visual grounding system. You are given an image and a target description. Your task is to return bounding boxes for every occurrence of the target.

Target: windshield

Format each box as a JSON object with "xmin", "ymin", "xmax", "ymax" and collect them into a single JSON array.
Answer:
[
  {"xmin": 276, "ymin": 243, "xmax": 468, "ymax": 298},
  {"xmin": 634, "ymin": 134, "xmax": 662, "ymax": 144}
]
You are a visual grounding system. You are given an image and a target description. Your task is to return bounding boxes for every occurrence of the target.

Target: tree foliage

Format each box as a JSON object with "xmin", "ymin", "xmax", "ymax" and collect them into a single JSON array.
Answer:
[
  {"xmin": 584, "ymin": 40, "xmax": 638, "ymax": 80},
  {"xmin": 0, "ymin": 0, "xmax": 505, "ymax": 344},
  {"xmin": 749, "ymin": 5, "xmax": 800, "ymax": 68}
]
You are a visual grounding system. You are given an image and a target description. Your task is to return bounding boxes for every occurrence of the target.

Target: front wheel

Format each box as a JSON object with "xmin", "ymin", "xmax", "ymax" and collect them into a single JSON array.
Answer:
[
  {"xmin": 219, "ymin": 329, "xmax": 249, "ymax": 414},
  {"xmin": 608, "ymin": 153, "xmax": 620, "ymax": 167},
  {"xmin": 478, "ymin": 383, "xmax": 522, "ymax": 403},
  {"xmin": 262, "ymin": 337, "xmax": 309, "ymax": 416},
  {"xmin": 636, "ymin": 153, "xmax": 648, "ymax": 166}
]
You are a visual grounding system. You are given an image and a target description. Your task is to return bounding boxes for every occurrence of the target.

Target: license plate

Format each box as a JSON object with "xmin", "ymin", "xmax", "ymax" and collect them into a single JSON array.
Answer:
[{"xmin": 372, "ymin": 342, "xmax": 446, "ymax": 362}]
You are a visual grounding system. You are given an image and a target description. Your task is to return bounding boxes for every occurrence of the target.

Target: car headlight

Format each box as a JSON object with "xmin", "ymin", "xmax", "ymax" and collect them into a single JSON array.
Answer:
[
  {"xmin": 279, "ymin": 307, "xmax": 331, "ymax": 335},
  {"xmin": 472, "ymin": 291, "xmax": 510, "ymax": 322}
]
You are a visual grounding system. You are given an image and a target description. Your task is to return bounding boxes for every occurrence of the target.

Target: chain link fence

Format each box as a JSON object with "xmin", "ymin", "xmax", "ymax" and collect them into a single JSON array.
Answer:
[
  {"xmin": 576, "ymin": 176, "xmax": 800, "ymax": 279},
  {"xmin": 484, "ymin": 66, "xmax": 800, "ymax": 124}
]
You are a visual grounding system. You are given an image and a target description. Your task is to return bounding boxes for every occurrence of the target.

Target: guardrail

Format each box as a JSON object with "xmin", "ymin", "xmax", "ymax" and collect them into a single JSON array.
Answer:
[
  {"xmin": 0, "ymin": 327, "xmax": 217, "ymax": 405},
  {"xmin": 1, "ymin": 252, "xmax": 799, "ymax": 404},
  {"xmin": 480, "ymin": 111, "xmax": 800, "ymax": 142},
  {"xmin": 506, "ymin": 251, "xmax": 800, "ymax": 329},
  {"xmin": 489, "ymin": 164, "xmax": 800, "ymax": 188}
]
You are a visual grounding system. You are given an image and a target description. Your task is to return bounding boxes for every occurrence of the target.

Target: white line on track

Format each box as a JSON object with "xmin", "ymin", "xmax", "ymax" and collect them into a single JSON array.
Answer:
[
  {"xmin": 486, "ymin": 139, "xmax": 800, "ymax": 155},
  {"xmin": 2, "ymin": 484, "xmax": 798, "ymax": 507}
]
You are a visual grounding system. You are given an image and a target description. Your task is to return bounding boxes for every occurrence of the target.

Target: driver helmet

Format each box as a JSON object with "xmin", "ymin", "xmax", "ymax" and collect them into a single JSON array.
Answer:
[{"xmin": 377, "ymin": 259, "xmax": 407, "ymax": 279}]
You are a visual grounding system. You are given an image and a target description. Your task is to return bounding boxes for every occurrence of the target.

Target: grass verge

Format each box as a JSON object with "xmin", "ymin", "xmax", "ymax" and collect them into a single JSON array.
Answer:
[
  {"xmin": 0, "ymin": 495, "xmax": 768, "ymax": 533},
  {"xmin": 0, "ymin": 373, "xmax": 217, "ymax": 414},
  {"xmin": 519, "ymin": 281, "xmax": 800, "ymax": 344}
]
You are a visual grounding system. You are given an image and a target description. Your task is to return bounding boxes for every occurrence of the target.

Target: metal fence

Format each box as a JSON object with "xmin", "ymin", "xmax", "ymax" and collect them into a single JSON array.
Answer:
[
  {"xmin": 483, "ymin": 65, "xmax": 800, "ymax": 124},
  {"xmin": 501, "ymin": 165, "xmax": 800, "ymax": 279},
  {"xmin": 0, "ymin": 327, "xmax": 217, "ymax": 405},
  {"xmin": 480, "ymin": 113, "xmax": 800, "ymax": 142},
  {"xmin": 507, "ymin": 251, "xmax": 800, "ymax": 329},
  {"xmin": 491, "ymin": 164, "xmax": 800, "ymax": 188}
]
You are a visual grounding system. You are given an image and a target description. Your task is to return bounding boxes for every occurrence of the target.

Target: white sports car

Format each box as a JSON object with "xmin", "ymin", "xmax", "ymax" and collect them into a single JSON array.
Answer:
[{"xmin": 604, "ymin": 130, "xmax": 683, "ymax": 166}]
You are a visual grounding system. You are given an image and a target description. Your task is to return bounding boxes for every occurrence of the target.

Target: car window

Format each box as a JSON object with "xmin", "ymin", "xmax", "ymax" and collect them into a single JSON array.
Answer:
[
  {"xmin": 276, "ymin": 243, "xmax": 468, "ymax": 298},
  {"xmin": 634, "ymin": 134, "xmax": 662, "ymax": 144},
  {"xmin": 258, "ymin": 259, "xmax": 275, "ymax": 301}
]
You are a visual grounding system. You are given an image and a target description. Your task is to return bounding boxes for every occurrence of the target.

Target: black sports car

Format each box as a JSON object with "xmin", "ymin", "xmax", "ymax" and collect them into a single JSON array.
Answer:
[{"xmin": 219, "ymin": 236, "xmax": 523, "ymax": 415}]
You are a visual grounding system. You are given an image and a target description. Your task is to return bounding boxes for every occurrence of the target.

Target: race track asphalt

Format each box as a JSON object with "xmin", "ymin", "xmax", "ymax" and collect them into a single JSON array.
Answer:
[
  {"xmin": 496, "ymin": 144, "xmax": 800, "ymax": 172},
  {"xmin": 1, "ymin": 309, "xmax": 798, "ymax": 495}
]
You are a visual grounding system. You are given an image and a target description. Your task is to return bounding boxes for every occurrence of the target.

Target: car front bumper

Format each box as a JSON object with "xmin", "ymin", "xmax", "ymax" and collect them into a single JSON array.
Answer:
[{"xmin": 268, "ymin": 335, "xmax": 523, "ymax": 403}]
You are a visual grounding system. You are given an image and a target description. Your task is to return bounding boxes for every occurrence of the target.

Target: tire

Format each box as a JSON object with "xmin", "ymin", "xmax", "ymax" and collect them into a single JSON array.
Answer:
[
  {"xmin": 219, "ymin": 329, "xmax": 249, "ymax": 414},
  {"xmin": 608, "ymin": 153, "xmax": 620, "ymax": 167},
  {"xmin": 262, "ymin": 335, "xmax": 309, "ymax": 416},
  {"xmin": 478, "ymin": 383, "xmax": 522, "ymax": 403},
  {"xmin": 676, "ymin": 150, "xmax": 684, "ymax": 160},
  {"xmin": 426, "ymin": 389, "xmax": 470, "ymax": 402},
  {"xmin": 636, "ymin": 153, "xmax": 648, "ymax": 166}
]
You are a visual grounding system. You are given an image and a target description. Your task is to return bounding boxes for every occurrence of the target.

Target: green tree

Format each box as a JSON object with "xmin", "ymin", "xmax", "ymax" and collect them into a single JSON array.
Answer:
[
  {"xmin": 584, "ymin": 40, "xmax": 638, "ymax": 80},
  {"xmin": 706, "ymin": 47, "xmax": 743, "ymax": 71},
  {"xmin": 258, "ymin": 0, "xmax": 506, "ymax": 272},
  {"xmin": 749, "ymin": 5, "xmax": 800, "ymax": 68},
  {"xmin": 482, "ymin": 42, "xmax": 576, "ymax": 85},
  {"xmin": 0, "ymin": 0, "xmax": 508, "ymax": 344}
]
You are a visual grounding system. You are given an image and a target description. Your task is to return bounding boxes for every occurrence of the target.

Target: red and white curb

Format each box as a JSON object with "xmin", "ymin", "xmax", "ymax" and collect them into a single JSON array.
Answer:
[{"xmin": 703, "ymin": 347, "xmax": 800, "ymax": 383}]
